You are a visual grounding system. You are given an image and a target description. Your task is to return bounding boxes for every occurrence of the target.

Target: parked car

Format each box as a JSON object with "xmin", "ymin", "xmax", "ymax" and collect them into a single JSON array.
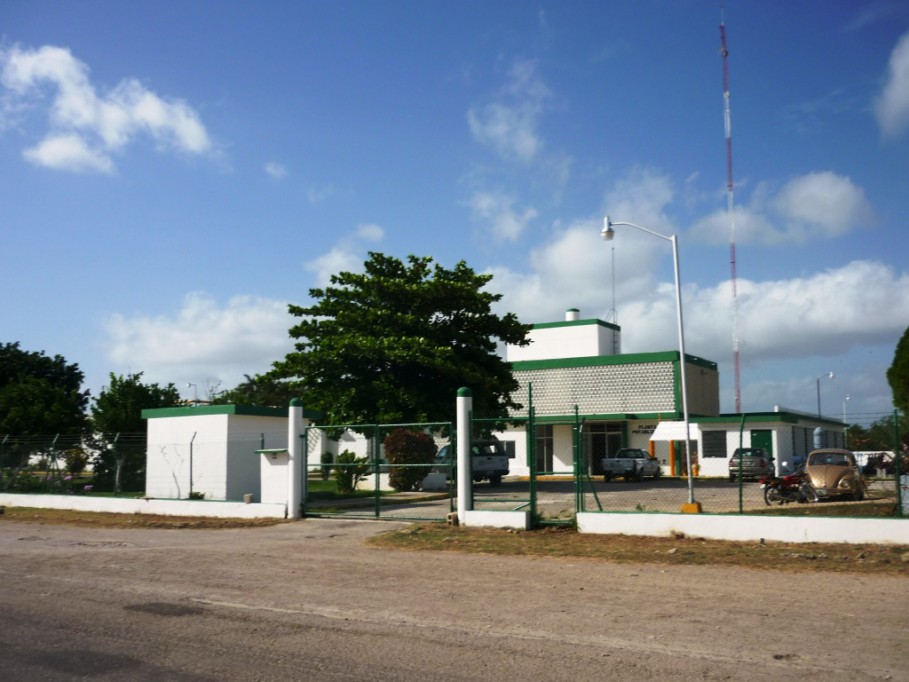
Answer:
[
  {"xmin": 803, "ymin": 448, "xmax": 865, "ymax": 501},
  {"xmin": 434, "ymin": 439, "xmax": 509, "ymax": 486},
  {"xmin": 728, "ymin": 447, "xmax": 775, "ymax": 481},
  {"xmin": 602, "ymin": 448, "xmax": 662, "ymax": 481}
]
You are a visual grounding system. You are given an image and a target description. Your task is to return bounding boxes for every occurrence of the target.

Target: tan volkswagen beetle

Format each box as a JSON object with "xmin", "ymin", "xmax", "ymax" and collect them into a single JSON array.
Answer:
[{"xmin": 803, "ymin": 448, "xmax": 866, "ymax": 501}]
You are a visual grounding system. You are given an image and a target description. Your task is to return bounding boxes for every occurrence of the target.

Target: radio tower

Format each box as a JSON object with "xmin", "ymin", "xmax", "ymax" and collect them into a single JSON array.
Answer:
[{"xmin": 720, "ymin": 13, "xmax": 742, "ymax": 413}]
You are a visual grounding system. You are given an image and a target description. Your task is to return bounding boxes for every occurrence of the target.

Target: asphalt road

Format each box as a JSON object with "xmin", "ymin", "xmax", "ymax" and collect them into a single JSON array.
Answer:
[{"xmin": 1, "ymin": 517, "xmax": 906, "ymax": 681}]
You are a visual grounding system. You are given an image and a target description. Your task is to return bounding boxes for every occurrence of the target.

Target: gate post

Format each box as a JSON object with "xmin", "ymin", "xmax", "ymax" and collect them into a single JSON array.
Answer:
[
  {"xmin": 456, "ymin": 387, "xmax": 473, "ymax": 520},
  {"xmin": 287, "ymin": 398, "xmax": 303, "ymax": 519}
]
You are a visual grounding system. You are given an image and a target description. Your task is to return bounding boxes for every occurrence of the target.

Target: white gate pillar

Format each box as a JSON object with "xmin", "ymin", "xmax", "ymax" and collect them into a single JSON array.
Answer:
[
  {"xmin": 456, "ymin": 387, "xmax": 473, "ymax": 520},
  {"xmin": 287, "ymin": 398, "xmax": 304, "ymax": 519}
]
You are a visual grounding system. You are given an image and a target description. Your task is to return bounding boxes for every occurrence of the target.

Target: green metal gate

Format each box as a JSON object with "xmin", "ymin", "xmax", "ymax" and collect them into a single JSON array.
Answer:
[
  {"xmin": 471, "ymin": 403, "xmax": 586, "ymax": 527},
  {"xmin": 302, "ymin": 422, "xmax": 455, "ymax": 522}
]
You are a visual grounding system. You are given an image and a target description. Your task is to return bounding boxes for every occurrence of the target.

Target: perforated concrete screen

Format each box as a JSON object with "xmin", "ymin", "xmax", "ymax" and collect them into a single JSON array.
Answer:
[{"xmin": 513, "ymin": 361, "xmax": 676, "ymax": 416}]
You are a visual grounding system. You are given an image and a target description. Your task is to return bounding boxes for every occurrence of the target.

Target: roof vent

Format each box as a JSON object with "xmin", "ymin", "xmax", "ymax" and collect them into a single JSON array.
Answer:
[{"xmin": 565, "ymin": 308, "xmax": 580, "ymax": 321}]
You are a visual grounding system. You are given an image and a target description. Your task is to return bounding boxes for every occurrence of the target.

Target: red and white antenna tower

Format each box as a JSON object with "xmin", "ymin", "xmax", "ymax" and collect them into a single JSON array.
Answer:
[{"xmin": 720, "ymin": 12, "xmax": 742, "ymax": 413}]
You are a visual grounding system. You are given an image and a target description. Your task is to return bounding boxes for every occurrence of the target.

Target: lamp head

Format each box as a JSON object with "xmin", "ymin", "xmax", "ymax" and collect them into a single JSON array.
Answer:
[{"xmin": 601, "ymin": 215, "xmax": 615, "ymax": 241}]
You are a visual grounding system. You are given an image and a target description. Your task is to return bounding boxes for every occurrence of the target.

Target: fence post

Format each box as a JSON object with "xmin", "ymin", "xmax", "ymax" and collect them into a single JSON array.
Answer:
[
  {"xmin": 287, "ymin": 399, "xmax": 303, "ymax": 519},
  {"xmin": 456, "ymin": 387, "xmax": 473, "ymax": 521},
  {"xmin": 895, "ymin": 410, "xmax": 904, "ymax": 518}
]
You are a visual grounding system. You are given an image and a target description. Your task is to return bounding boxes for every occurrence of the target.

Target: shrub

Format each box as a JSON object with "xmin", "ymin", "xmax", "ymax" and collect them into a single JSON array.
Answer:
[
  {"xmin": 63, "ymin": 448, "xmax": 89, "ymax": 475},
  {"xmin": 320, "ymin": 451, "xmax": 333, "ymax": 480},
  {"xmin": 334, "ymin": 450, "xmax": 370, "ymax": 495},
  {"xmin": 383, "ymin": 429, "xmax": 437, "ymax": 492}
]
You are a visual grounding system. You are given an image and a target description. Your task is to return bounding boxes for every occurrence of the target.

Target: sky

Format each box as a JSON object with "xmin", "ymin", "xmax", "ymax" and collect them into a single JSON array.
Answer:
[{"xmin": 2, "ymin": 0, "xmax": 908, "ymax": 427}]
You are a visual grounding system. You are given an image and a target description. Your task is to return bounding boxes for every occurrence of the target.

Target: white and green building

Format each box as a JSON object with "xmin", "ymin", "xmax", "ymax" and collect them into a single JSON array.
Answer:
[{"xmin": 500, "ymin": 308, "xmax": 845, "ymax": 478}]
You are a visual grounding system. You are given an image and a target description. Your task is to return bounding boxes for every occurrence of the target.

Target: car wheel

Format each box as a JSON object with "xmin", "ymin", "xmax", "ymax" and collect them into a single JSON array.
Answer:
[
  {"xmin": 633, "ymin": 467, "xmax": 644, "ymax": 482},
  {"xmin": 653, "ymin": 467, "xmax": 661, "ymax": 480},
  {"xmin": 603, "ymin": 473, "xmax": 612, "ymax": 482},
  {"xmin": 853, "ymin": 486, "xmax": 864, "ymax": 502},
  {"xmin": 728, "ymin": 473, "xmax": 736, "ymax": 482},
  {"xmin": 489, "ymin": 475, "xmax": 502, "ymax": 487}
]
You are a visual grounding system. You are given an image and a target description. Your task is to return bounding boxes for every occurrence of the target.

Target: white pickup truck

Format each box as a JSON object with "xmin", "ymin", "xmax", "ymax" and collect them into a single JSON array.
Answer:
[
  {"xmin": 602, "ymin": 448, "xmax": 662, "ymax": 482},
  {"xmin": 434, "ymin": 439, "xmax": 509, "ymax": 486}
]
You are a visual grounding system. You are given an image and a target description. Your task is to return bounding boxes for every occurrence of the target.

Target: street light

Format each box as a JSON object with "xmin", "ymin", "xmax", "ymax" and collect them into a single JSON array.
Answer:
[
  {"xmin": 815, "ymin": 371, "xmax": 834, "ymax": 418},
  {"xmin": 602, "ymin": 216, "xmax": 696, "ymax": 507},
  {"xmin": 843, "ymin": 394, "xmax": 850, "ymax": 448}
]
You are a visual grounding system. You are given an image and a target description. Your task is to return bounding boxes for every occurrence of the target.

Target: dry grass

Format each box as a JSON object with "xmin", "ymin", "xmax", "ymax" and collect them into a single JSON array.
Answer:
[
  {"xmin": 0, "ymin": 506, "xmax": 286, "ymax": 529},
  {"xmin": 368, "ymin": 523, "xmax": 909, "ymax": 576}
]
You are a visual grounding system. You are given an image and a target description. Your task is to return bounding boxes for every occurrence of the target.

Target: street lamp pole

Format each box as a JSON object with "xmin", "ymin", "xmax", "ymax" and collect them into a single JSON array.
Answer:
[
  {"xmin": 602, "ymin": 216, "xmax": 696, "ymax": 506},
  {"xmin": 815, "ymin": 371, "xmax": 834, "ymax": 418},
  {"xmin": 843, "ymin": 394, "xmax": 850, "ymax": 448}
]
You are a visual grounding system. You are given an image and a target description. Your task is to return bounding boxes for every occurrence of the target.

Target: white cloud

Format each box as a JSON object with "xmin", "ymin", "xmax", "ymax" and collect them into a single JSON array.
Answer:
[
  {"xmin": 102, "ymin": 293, "xmax": 293, "ymax": 391},
  {"xmin": 264, "ymin": 162, "xmax": 287, "ymax": 179},
  {"xmin": 773, "ymin": 172, "xmax": 874, "ymax": 235},
  {"xmin": 875, "ymin": 30, "xmax": 909, "ymax": 137},
  {"xmin": 467, "ymin": 59, "xmax": 550, "ymax": 161},
  {"xmin": 304, "ymin": 222, "xmax": 386, "ymax": 286},
  {"xmin": 0, "ymin": 44, "xmax": 213, "ymax": 173},
  {"xmin": 355, "ymin": 223, "xmax": 385, "ymax": 242},
  {"xmin": 22, "ymin": 132, "xmax": 114, "ymax": 173},
  {"xmin": 468, "ymin": 190, "xmax": 538, "ymax": 242},
  {"xmin": 690, "ymin": 171, "xmax": 874, "ymax": 244}
]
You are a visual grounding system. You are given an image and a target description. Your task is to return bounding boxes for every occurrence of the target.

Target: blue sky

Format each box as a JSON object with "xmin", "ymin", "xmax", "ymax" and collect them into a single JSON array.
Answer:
[{"xmin": 2, "ymin": 1, "xmax": 908, "ymax": 426}]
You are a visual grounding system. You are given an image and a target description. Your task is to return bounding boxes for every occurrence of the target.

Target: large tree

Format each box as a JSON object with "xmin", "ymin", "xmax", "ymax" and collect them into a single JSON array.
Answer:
[
  {"xmin": 271, "ymin": 252, "xmax": 531, "ymax": 425},
  {"xmin": 0, "ymin": 342, "xmax": 89, "ymax": 436},
  {"xmin": 887, "ymin": 325, "xmax": 909, "ymax": 417},
  {"xmin": 90, "ymin": 372, "xmax": 181, "ymax": 493}
]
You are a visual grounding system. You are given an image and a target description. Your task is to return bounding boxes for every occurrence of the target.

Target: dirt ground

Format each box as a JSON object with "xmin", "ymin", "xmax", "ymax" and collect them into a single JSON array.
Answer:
[{"xmin": 1, "ymin": 515, "xmax": 907, "ymax": 681}]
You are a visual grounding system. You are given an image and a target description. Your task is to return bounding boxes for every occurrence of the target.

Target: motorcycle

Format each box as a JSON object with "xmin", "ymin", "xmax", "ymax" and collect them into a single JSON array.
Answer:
[{"xmin": 759, "ymin": 471, "xmax": 818, "ymax": 505}]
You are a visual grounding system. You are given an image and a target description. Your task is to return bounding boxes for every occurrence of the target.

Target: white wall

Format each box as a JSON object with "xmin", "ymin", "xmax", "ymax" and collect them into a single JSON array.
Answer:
[
  {"xmin": 146, "ymin": 413, "xmax": 229, "ymax": 500},
  {"xmin": 0, "ymin": 492, "xmax": 286, "ymax": 519},
  {"xmin": 507, "ymin": 322, "xmax": 618, "ymax": 362},
  {"xmin": 577, "ymin": 511, "xmax": 909, "ymax": 545},
  {"xmin": 223, "ymin": 416, "xmax": 286, "ymax": 500}
]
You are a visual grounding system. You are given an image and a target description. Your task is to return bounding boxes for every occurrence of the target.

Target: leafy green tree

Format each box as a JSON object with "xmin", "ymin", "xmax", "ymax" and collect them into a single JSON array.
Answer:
[
  {"xmin": 0, "ymin": 342, "xmax": 89, "ymax": 436},
  {"xmin": 212, "ymin": 373, "xmax": 298, "ymax": 407},
  {"xmin": 846, "ymin": 413, "xmax": 907, "ymax": 453},
  {"xmin": 0, "ymin": 343, "xmax": 89, "ymax": 483},
  {"xmin": 887, "ymin": 326, "xmax": 909, "ymax": 416},
  {"xmin": 90, "ymin": 372, "xmax": 181, "ymax": 493},
  {"xmin": 271, "ymin": 252, "xmax": 531, "ymax": 425}
]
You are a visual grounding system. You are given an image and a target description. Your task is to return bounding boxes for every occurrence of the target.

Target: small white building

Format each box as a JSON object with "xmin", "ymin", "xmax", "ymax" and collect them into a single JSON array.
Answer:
[{"xmin": 142, "ymin": 404, "xmax": 319, "ymax": 501}]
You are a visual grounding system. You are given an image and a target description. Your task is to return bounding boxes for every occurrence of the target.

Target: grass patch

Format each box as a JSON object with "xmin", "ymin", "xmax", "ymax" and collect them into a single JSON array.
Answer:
[
  {"xmin": 0, "ymin": 506, "xmax": 286, "ymax": 529},
  {"xmin": 750, "ymin": 500, "xmax": 899, "ymax": 517},
  {"xmin": 368, "ymin": 523, "xmax": 909, "ymax": 575}
]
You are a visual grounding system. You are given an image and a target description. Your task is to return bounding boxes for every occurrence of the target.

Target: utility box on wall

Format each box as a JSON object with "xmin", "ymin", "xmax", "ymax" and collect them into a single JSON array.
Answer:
[{"xmin": 259, "ymin": 449, "xmax": 289, "ymax": 504}]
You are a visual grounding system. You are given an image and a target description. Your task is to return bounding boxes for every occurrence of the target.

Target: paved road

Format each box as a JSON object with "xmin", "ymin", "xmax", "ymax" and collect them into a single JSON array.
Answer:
[{"xmin": 1, "ymin": 517, "xmax": 906, "ymax": 681}]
